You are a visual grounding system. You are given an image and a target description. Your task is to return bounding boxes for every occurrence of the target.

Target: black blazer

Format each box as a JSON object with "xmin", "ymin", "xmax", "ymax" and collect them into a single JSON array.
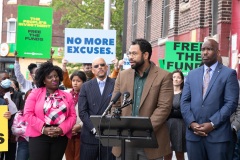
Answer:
[{"xmin": 78, "ymin": 77, "xmax": 115, "ymax": 144}]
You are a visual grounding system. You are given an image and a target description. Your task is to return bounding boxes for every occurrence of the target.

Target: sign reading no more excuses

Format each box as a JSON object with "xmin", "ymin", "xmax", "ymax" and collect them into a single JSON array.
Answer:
[
  {"xmin": 164, "ymin": 41, "xmax": 202, "ymax": 76},
  {"xmin": 65, "ymin": 28, "xmax": 116, "ymax": 64}
]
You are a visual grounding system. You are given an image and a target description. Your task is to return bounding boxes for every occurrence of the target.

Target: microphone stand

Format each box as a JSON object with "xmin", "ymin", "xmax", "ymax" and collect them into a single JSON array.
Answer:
[{"xmin": 113, "ymin": 99, "xmax": 133, "ymax": 120}]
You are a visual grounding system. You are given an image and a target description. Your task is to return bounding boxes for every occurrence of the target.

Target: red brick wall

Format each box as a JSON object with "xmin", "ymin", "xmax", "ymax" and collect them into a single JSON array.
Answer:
[
  {"xmin": 125, "ymin": 0, "xmax": 233, "ymax": 63},
  {"xmin": 136, "ymin": 2, "xmax": 146, "ymax": 39},
  {"xmin": 125, "ymin": 0, "xmax": 133, "ymax": 52},
  {"xmin": 150, "ymin": 1, "xmax": 163, "ymax": 46},
  {"xmin": 1, "ymin": 0, "xmax": 65, "ymax": 47}
]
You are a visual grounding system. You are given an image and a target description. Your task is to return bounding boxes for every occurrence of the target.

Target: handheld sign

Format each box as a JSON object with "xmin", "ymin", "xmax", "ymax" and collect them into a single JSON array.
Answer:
[
  {"xmin": 164, "ymin": 41, "xmax": 202, "ymax": 75},
  {"xmin": 65, "ymin": 28, "xmax": 116, "ymax": 64},
  {"xmin": 0, "ymin": 106, "xmax": 8, "ymax": 151},
  {"xmin": 122, "ymin": 53, "xmax": 131, "ymax": 70},
  {"xmin": 16, "ymin": 5, "xmax": 53, "ymax": 59}
]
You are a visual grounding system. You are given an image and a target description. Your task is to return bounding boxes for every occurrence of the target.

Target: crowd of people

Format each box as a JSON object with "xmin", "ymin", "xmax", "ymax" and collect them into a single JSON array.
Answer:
[{"xmin": 0, "ymin": 38, "xmax": 240, "ymax": 160}]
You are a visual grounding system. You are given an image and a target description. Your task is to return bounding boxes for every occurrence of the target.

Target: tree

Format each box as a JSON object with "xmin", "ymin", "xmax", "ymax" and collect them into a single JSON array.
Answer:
[{"xmin": 51, "ymin": 0, "xmax": 124, "ymax": 59}]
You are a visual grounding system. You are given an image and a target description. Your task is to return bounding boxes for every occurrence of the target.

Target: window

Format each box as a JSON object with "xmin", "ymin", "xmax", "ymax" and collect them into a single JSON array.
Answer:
[
  {"xmin": 39, "ymin": 0, "xmax": 52, "ymax": 5},
  {"xmin": 211, "ymin": 0, "xmax": 218, "ymax": 36},
  {"xmin": 132, "ymin": 0, "xmax": 138, "ymax": 40},
  {"xmin": 145, "ymin": 0, "xmax": 152, "ymax": 41},
  {"xmin": 7, "ymin": 0, "xmax": 17, "ymax": 4},
  {"xmin": 7, "ymin": 18, "xmax": 16, "ymax": 43},
  {"xmin": 162, "ymin": 0, "xmax": 170, "ymax": 38}
]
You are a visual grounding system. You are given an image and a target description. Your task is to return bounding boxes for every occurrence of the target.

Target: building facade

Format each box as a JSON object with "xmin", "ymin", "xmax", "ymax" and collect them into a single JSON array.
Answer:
[
  {"xmin": 230, "ymin": 0, "xmax": 240, "ymax": 78},
  {"xmin": 0, "ymin": 0, "xmax": 65, "ymax": 77},
  {"xmin": 123, "ymin": 0, "xmax": 232, "ymax": 67}
]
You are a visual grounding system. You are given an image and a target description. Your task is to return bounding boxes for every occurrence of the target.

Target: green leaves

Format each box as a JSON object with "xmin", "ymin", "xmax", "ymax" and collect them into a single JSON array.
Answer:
[{"xmin": 51, "ymin": 0, "xmax": 124, "ymax": 59}]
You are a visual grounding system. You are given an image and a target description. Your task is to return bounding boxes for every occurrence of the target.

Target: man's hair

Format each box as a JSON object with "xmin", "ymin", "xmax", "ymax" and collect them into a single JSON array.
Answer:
[
  {"xmin": 35, "ymin": 62, "xmax": 63, "ymax": 88},
  {"xmin": 132, "ymin": 38, "xmax": 152, "ymax": 60},
  {"xmin": 83, "ymin": 63, "xmax": 92, "ymax": 66},
  {"xmin": 28, "ymin": 63, "xmax": 37, "ymax": 74}
]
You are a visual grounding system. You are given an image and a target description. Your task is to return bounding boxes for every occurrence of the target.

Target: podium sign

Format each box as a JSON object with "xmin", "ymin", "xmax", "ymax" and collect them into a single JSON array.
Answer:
[{"xmin": 90, "ymin": 115, "xmax": 158, "ymax": 148}]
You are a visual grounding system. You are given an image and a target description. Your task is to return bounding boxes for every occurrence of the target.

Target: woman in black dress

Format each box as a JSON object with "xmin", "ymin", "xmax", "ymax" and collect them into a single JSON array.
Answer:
[{"xmin": 164, "ymin": 70, "xmax": 186, "ymax": 160}]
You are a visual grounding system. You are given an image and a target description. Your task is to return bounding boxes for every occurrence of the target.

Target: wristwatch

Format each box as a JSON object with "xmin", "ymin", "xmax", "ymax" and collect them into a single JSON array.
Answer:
[{"xmin": 210, "ymin": 122, "xmax": 215, "ymax": 129}]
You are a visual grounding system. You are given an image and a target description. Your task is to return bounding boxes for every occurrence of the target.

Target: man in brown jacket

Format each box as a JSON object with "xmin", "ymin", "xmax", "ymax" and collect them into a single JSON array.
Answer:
[{"xmin": 111, "ymin": 38, "xmax": 173, "ymax": 160}]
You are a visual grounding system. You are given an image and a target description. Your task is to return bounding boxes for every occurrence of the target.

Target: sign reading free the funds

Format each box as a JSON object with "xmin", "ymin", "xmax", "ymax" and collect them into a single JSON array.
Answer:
[
  {"xmin": 65, "ymin": 28, "xmax": 116, "ymax": 63},
  {"xmin": 164, "ymin": 41, "xmax": 202, "ymax": 76},
  {"xmin": 16, "ymin": 5, "xmax": 53, "ymax": 59}
]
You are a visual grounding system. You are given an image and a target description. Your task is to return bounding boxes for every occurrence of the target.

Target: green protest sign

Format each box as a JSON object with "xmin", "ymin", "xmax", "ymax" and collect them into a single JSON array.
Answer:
[
  {"xmin": 164, "ymin": 41, "xmax": 202, "ymax": 75},
  {"xmin": 158, "ymin": 59, "xmax": 165, "ymax": 69},
  {"xmin": 16, "ymin": 5, "xmax": 53, "ymax": 59}
]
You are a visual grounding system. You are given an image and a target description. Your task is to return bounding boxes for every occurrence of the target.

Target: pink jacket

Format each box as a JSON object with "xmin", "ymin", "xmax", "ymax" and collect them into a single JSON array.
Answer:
[{"xmin": 24, "ymin": 87, "xmax": 76, "ymax": 138}]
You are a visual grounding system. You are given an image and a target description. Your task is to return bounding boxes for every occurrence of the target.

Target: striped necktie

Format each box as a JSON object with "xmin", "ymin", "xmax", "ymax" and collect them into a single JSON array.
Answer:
[{"xmin": 203, "ymin": 67, "xmax": 211, "ymax": 96}]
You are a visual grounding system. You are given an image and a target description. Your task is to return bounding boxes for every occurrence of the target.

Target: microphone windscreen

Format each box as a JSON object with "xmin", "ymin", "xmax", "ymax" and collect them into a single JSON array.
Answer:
[
  {"xmin": 112, "ymin": 92, "xmax": 122, "ymax": 104},
  {"xmin": 123, "ymin": 91, "xmax": 130, "ymax": 98}
]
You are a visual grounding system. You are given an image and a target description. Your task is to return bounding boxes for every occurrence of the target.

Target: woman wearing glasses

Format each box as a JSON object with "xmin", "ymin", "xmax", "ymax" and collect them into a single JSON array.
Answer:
[{"xmin": 164, "ymin": 69, "xmax": 186, "ymax": 160}]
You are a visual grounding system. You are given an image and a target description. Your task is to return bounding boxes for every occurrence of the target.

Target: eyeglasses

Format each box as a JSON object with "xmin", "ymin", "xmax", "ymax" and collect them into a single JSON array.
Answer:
[
  {"xmin": 93, "ymin": 63, "xmax": 106, "ymax": 68},
  {"xmin": 201, "ymin": 47, "xmax": 214, "ymax": 51},
  {"xmin": 126, "ymin": 52, "xmax": 139, "ymax": 57}
]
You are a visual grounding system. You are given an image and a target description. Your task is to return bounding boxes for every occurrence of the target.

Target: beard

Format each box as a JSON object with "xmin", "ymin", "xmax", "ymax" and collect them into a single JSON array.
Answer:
[{"xmin": 131, "ymin": 57, "xmax": 145, "ymax": 69}]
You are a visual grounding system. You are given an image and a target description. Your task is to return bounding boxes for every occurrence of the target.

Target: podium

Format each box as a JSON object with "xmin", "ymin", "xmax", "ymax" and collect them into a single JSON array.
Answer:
[{"xmin": 90, "ymin": 115, "xmax": 158, "ymax": 160}]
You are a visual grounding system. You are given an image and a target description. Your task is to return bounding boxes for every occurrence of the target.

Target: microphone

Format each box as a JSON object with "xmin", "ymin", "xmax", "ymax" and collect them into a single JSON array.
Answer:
[
  {"xmin": 101, "ymin": 92, "xmax": 121, "ymax": 117},
  {"xmin": 122, "ymin": 91, "xmax": 130, "ymax": 106}
]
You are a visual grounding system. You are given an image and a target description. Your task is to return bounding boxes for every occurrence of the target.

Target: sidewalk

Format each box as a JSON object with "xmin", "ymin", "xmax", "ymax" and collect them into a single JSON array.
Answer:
[
  {"xmin": 62, "ymin": 153, "xmax": 188, "ymax": 160},
  {"xmin": 172, "ymin": 152, "xmax": 188, "ymax": 160}
]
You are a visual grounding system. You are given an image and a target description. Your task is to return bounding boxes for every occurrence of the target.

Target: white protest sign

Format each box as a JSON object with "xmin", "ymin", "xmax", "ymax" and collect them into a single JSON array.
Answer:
[
  {"xmin": 65, "ymin": 28, "xmax": 116, "ymax": 64},
  {"xmin": 123, "ymin": 53, "xmax": 131, "ymax": 70}
]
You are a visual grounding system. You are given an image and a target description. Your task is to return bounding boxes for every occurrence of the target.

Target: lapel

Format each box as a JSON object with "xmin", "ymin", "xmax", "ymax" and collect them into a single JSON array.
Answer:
[
  {"xmin": 139, "ymin": 64, "xmax": 158, "ymax": 108},
  {"xmin": 203, "ymin": 63, "xmax": 222, "ymax": 101},
  {"xmin": 91, "ymin": 79, "xmax": 102, "ymax": 111},
  {"xmin": 97, "ymin": 77, "xmax": 113, "ymax": 113},
  {"xmin": 197, "ymin": 66, "xmax": 204, "ymax": 97},
  {"xmin": 127, "ymin": 69, "xmax": 135, "ymax": 101}
]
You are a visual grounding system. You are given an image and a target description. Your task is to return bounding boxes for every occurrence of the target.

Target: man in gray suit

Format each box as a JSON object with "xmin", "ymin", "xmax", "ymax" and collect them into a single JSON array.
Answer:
[
  {"xmin": 78, "ymin": 57, "xmax": 115, "ymax": 160},
  {"xmin": 181, "ymin": 39, "xmax": 239, "ymax": 160}
]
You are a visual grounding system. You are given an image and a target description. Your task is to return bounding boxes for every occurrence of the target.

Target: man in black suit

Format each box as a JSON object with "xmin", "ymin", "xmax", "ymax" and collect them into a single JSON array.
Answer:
[{"xmin": 78, "ymin": 57, "xmax": 115, "ymax": 160}]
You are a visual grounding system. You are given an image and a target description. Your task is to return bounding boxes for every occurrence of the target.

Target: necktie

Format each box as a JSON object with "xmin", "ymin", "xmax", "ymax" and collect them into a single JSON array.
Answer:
[
  {"xmin": 99, "ymin": 81, "xmax": 105, "ymax": 95},
  {"xmin": 203, "ymin": 67, "xmax": 211, "ymax": 96}
]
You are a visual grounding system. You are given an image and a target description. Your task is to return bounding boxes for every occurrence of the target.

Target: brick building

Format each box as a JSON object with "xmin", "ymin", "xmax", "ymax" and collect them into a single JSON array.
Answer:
[
  {"xmin": 0, "ymin": 0, "xmax": 65, "ymax": 77},
  {"xmin": 123, "ymin": 0, "xmax": 232, "ymax": 67}
]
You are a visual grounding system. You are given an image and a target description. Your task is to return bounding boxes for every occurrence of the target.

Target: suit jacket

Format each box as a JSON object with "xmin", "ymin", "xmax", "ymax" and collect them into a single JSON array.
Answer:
[
  {"xmin": 181, "ymin": 63, "xmax": 239, "ymax": 142},
  {"xmin": 78, "ymin": 77, "xmax": 115, "ymax": 144},
  {"xmin": 111, "ymin": 63, "xmax": 173, "ymax": 159},
  {"xmin": 24, "ymin": 87, "xmax": 76, "ymax": 138},
  {"xmin": 230, "ymin": 81, "xmax": 240, "ymax": 131}
]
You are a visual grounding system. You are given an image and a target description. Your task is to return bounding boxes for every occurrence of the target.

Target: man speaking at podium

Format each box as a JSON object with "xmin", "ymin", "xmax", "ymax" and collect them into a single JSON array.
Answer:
[{"xmin": 111, "ymin": 38, "xmax": 173, "ymax": 160}]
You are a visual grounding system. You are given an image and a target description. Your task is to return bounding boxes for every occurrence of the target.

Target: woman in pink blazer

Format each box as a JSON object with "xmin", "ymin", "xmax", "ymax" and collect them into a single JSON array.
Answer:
[{"xmin": 24, "ymin": 62, "xmax": 76, "ymax": 160}]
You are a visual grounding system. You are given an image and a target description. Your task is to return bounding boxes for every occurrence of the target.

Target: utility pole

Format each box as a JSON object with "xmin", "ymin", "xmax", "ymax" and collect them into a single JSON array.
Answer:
[{"xmin": 103, "ymin": 0, "xmax": 111, "ymax": 30}]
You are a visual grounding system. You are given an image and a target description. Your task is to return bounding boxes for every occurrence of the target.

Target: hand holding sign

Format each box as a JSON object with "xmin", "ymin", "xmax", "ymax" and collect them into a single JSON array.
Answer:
[
  {"xmin": 14, "ymin": 51, "xmax": 19, "ymax": 62},
  {"xmin": 3, "ymin": 111, "xmax": 11, "ymax": 120},
  {"xmin": 62, "ymin": 58, "xmax": 69, "ymax": 72},
  {"xmin": 112, "ymin": 58, "xmax": 119, "ymax": 70}
]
